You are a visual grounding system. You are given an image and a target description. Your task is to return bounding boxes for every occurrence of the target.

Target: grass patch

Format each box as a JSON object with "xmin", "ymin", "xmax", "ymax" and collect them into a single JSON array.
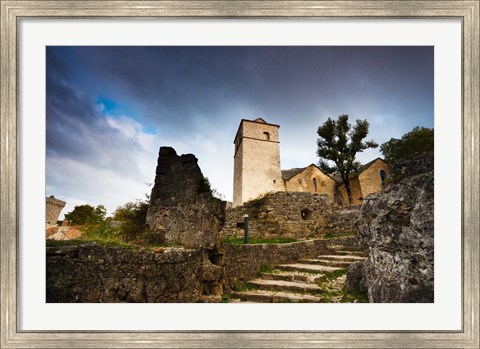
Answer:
[
  {"xmin": 323, "ymin": 232, "xmax": 356, "ymax": 239},
  {"xmin": 314, "ymin": 268, "xmax": 369, "ymax": 303},
  {"xmin": 233, "ymin": 283, "xmax": 257, "ymax": 292},
  {"xmin": 322, "ymin": 268, "xmax": 348, "ymax": 281},
  {"xmin": 257, "ymin": 265, "xmax": 276, "ymax": 277},
  {"xmin": 221, "ymin": 236, "xmax": 297, "ymax": 244},
  {"xmin": 46, "ymin": 239, "xmax": 83, "ymax": 247},
  {"xmin": 221, "ymin": 294, "xmax": 232, "ymax": 303},
  {"xmin": 339, "ymin": 290, "xmax": 369, "ymax": 303}
]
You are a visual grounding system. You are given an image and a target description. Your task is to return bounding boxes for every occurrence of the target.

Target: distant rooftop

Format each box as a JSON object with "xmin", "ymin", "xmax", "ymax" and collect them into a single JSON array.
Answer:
[{"xmin": 281, "ymin": 168, "xmax": 306, "ymax": 180}]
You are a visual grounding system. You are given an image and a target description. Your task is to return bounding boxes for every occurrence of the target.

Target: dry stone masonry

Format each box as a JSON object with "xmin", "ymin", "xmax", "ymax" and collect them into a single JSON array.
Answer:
[
  {"xmin": 221, "ymin": 191, "xmax": 358, "ymax": 240},
  {"xmin": 46, "ymin": 243, "xmax": 204, "ymax": 302}
]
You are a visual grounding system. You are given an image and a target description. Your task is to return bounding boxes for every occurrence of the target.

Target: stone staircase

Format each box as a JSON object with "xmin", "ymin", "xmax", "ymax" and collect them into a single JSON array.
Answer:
[{"xmin": 229, "ymin": 251, "xmax": 366, "ymax": 303}]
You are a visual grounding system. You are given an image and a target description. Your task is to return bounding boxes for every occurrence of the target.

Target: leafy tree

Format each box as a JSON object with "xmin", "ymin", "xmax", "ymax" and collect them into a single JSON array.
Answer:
[
  {"xmin": 113, "ymin": 198, "xmax": 149, "ymax": 242},
  {"xmin": 317, "ymin": 114, "xmax": 378, "ymax": 204},
  {"xmin": 380, "ymin": 126, "xmax": 434, "ymax": 164},
  {"xmin": 64, "ymin": 204, "xmax": 107, "ymax": 225}
]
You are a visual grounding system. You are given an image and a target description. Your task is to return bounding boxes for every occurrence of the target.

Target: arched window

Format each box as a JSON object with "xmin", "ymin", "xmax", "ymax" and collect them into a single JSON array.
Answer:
[
  {"xmin": 380, "ymin": 170, "xmax": 387, "ymax": 182},
  {"xmin": 263, "ymin": 132, "xmax": 270, "ymax": 141},
  {"xmin": 313, "ymin": 178, "xmax": 317, "ymax": 191}
]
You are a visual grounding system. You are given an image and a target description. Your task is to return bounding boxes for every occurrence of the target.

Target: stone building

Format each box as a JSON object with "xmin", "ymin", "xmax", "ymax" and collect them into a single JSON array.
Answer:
[
  {"xmin": 233, "ymin": 118, "xmax": 284, "ymax": 207},
  {"xmin": 336, "ymin": 158, "xmax": 392, "ymax": 205},
  {"xmin": 232, "ymin": 118, "xmax": 391, "ymax": 207},
  {"xmin": 45, "ymin": 195, "xmax": 66, "ymax": 228},
  {"xmin": 282, "ymin": 164, "xmax": 338, "ymax": 203}
]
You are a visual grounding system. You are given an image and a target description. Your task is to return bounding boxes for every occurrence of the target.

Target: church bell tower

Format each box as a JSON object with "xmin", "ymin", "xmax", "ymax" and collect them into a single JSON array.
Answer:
[{"xmin": 232, "ymin": 118, "xmax": 283, "ymax": 207}]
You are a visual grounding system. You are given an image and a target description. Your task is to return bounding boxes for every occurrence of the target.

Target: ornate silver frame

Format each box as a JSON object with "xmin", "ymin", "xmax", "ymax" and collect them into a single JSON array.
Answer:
[{"xmin": 1, "ymin": 1, "xmax": 478, "ymax": 348}]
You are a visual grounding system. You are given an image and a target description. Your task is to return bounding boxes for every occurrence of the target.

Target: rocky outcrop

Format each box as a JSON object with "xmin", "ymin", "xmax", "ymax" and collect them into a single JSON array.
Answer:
[
  {"xmin": 349, "ymin": 151, "xmax": 434, "ymax": 302},
  {"xmin": 146, "ymin": 147, "xmax": 225, "ymax": 249}
]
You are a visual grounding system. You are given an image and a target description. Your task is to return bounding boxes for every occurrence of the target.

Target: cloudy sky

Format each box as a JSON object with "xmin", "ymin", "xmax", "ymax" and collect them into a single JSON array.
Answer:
[{"xmin": 46, "ymin": 46, "xmax": 433, "ymax": 217}]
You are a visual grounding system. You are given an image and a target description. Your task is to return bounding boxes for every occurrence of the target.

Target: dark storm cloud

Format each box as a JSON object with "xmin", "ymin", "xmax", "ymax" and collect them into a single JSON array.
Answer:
[
  {"xmin": 46, "ymin": 47, "xmax": 149, "ymax": 180},
  {"xmin": 46, "ymin": 46, "xmax": 433, "ymax": 211},
  {"xmin": 53, "ymin": 46, "xmax": 433, "ymax": 137}
]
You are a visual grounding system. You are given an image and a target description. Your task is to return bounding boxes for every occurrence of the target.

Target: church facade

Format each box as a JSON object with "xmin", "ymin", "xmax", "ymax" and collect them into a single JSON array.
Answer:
[{"xmin": 232, "ymin": 118, "xmax": 391, "ymax": 207}]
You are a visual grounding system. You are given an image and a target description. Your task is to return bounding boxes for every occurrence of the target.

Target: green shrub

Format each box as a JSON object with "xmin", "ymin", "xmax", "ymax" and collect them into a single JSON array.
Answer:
[
  {"xmin": 113, "ymin": 199, "xmax": 149, "ymax": 242},
  {"xmin": 197, "ymin": 177, "xmax": 212, "ymax": 194}
]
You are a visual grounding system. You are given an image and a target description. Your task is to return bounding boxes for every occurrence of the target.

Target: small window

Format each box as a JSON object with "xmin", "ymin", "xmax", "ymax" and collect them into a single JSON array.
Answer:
[
  {"xmin": 313, "ymin": 178, "xmax": 317, "ymax": 192},
  {"xmin": 263, "ymin": 132, "xmax": 270, "ymax": 140},
  {"xmin": 273, "ymin": 180, "xmax": 276, "ymax": 184},
  {"xmin": 380, "ymin": 170, "xmax": 387, "ymax": 182},
  {"xmin": 301, "ymin": 208, "xmax": 312, "ymax": 220}
]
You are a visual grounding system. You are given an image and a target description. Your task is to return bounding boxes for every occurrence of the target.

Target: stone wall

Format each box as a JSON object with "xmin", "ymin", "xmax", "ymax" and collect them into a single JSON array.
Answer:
[
  {"xmin": 223, "ymin": 237, "xmax": 357, "ymax": 290},
  {"xmin": 337, "ymin": 159, "xmax": 392, "ymax": 206},
  {"xmin": 358, "ymin": 159, "xmax": 392, "ymax": 198},
  {"xmin": 337, "ymin": 177, "xmax": 363, "ymax": 206},
  {"xmin": 348, "ymin": 151, "xmax": 434, "ymax": 303},
  {"xmin": 221, "ymin": 191, "xmax": 357, "ymax": 240},
  {"xmin": 46, "ymin": 243, "xmax": 225, "ymax": 302},
  {"xmin": 146, "ymin": 147, "xmax": 225, "ymax": 249}
]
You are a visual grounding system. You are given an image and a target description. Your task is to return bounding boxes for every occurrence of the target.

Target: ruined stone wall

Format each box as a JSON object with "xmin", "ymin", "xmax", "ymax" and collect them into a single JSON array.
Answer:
[
  {"xmin": 358, "ymin": 160, "xmax": 392, "ymax": 198},
  {"xmin": 46, "ymin": 243, "xmax": 213, "ymax": 302},
  {"xmin": 233, "ymin": 119, "xmax": 283, "ymax": 207},
  {"xmin": 221, "ymin": 191, "xmax": 357, "ymax": 240},
  {"xmin": 224, "ymin": 237, "xmax": 357, "ymax": 290},
  {"xmin": 45, "ymin": 196, "xmax": 66, "ymax": 228},
  {"xmin": 284, "ymin": 165, "xmax": 337, "ymax": 203},
  {"xmin": 146, "ymin": 147, "xmax": 225, "ymax": 249}
]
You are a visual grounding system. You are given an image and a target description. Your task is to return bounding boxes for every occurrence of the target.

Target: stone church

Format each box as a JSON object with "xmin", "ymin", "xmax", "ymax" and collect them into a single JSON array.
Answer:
[{"xmin": 233, "ymin": 118, "xmax": 391, "ymax": 207}]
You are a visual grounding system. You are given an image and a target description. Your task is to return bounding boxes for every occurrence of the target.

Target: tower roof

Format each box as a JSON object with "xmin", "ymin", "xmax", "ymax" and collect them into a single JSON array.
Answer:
[{"xmin": 233, "ymin": 118, "xmax": 280, "ymax": 144}]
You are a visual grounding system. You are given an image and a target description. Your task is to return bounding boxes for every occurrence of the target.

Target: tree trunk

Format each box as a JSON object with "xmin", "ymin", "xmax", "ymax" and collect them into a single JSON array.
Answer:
[{"xmin": 344, "ymin": 178, "xmax": 353, "ymax": 205}]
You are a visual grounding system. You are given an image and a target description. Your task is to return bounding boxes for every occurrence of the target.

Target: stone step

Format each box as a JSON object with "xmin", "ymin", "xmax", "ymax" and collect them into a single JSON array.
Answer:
[
  {"xmin": 261, "ymin": 270, "xmax": 324, "ymax": 283},
  {"xmin": 230, "ymin": 290, "xmax": 322, "ymax": 303},
  {"xmin": 320, "ymin": 255, "xmax": 367, "ymax": 262},
  {"xmin": 336, "ymin": 250, "xmax": 366, "ymax": 256},
  {"xmin": 299, "ymin": 258, "xmax": 353, "ymax": 268},
  {"xmin": 247, "ymin": 278, "xmax": 323, "ymax": 295},
  {"xmin": 277, "ymin": 263, "xmax": 343, "ymax": 273}
]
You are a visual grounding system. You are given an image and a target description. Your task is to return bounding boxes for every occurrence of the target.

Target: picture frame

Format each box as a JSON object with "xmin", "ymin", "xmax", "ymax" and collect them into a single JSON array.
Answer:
[{"xmin": 1, "ymin": 1, "xmax": 478, "ymax": 348}]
